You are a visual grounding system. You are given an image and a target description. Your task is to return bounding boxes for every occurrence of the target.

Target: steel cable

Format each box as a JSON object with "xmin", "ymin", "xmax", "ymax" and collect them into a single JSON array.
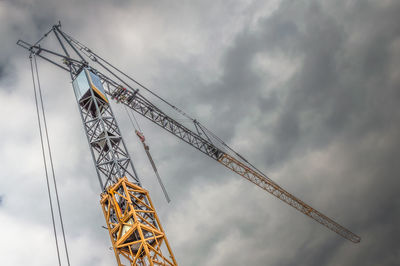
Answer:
[
  {"xmin": 124, "ymin": 105, "xmax": 142, "ymax": 132},
  {"xmin": 123, "ymin": 105, "xmax": 171, "ymax": 203},
  {"xmin": 33, "ymin": 55, "xmax": 71, "ymax": 266},
  {"xmin": 30, "ymin": 55, "xmax": 62, "ymax": 266}
]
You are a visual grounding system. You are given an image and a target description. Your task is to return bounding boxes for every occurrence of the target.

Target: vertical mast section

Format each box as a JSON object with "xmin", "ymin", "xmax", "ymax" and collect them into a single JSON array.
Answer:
[
  {"xmin": 71, "ymin": 68, "xmax": 177, "ymax": 265},
  {"xmin": 72, "ymin": 68, "xmax": 140, "ymax": 189}
]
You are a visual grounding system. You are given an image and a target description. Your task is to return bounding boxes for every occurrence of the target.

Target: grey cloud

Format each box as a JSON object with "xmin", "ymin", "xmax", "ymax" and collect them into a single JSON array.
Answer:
[
  {"xmin": 1, "ymin": 0, "xmax": 400, "ymax": 265},
  {"xmin": 160, "ymin": 0, "xmax": 400, "ymax": 265},
  {"xmin": 0, "ymin": 64, "xmax": 5, "ymax": 80}
]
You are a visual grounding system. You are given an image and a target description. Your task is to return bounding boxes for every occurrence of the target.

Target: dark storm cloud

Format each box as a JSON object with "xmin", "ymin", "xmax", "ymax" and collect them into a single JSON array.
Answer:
[
  {"xmin": 1, "ymin": 0, "xmax": 400, "ymax": 265},
  {"xmin": 228, "ymin": 1, "xmax": 400, "ymax": 265},
  {"xmin": 121, "ymin": 1, "xmax": 400, "ymax": 264},
  {"xmin": 0, "ymin": 64, "xmax": 5, "ymax": 80},
  {"xmin": 180, "ymin": 0, "xmax": 400, "ymax": 169},
  {"xmin": 264, "ymin": 2, "xmax": 348, "ymax": 165},
  {"xmin": 193, "ymin": 1, "xmax": 344, "ymax": 166},
  {"xmin": 156, "ymin": 0, "xmax": 400, "ymax": 265}
]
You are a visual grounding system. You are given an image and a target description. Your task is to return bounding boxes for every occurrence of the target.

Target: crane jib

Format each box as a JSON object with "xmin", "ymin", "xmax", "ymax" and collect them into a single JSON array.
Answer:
[{"xmin": 103, "ymin": 81, "xmax": 360, "ymax": 243}]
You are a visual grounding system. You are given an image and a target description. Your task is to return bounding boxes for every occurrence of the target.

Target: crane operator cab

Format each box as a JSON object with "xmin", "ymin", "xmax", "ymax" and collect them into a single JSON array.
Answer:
[{"xmin": 72, "ymin": 68, "xmax": 109, "ymax": 117}]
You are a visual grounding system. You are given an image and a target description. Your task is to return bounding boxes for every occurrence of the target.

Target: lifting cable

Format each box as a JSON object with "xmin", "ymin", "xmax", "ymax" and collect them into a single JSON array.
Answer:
[
  {"xmin": 124, "ymin": 106, "xmax": 171, "ymax": 203},
  {"xmin": 124, "ymin": 105, "xmax": 142, "ymax": 132},
  {"xmin": 30, "ymin": 54, "xmax": 71, "ymax": 265}
]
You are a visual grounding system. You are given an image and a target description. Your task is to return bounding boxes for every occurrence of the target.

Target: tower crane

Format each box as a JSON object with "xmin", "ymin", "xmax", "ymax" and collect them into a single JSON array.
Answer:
[{"xmin": 17, "ymin": 23, "xmax": 360, "ymax": 266}]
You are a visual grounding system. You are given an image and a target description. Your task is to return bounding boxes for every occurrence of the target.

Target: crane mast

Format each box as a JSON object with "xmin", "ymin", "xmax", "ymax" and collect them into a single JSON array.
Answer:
[
  {"xmin": 17, "ymin": 23, "xmax": 360, "ymax": 265},
  {"xmin": 71, "ymin": 68, "xmax": 177, "ymax": 265}
]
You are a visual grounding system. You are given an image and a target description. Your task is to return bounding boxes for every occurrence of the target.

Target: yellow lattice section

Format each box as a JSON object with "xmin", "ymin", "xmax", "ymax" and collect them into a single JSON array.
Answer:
[{"xmin": 101, "ymin": 177, "xmax": 177, "ymax": 265}]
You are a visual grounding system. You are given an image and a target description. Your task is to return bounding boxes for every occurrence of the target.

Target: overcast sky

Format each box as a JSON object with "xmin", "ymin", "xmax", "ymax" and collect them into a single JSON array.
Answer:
[{"xmin": 1, "ymin": 0, "xmax": 399, "ymax": 265}]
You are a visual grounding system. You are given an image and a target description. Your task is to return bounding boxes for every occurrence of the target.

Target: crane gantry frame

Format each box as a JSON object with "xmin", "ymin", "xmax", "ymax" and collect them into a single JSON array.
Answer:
[{"xmin": 18, "ymin": 23, "xmax": 360, "ymax": 266}]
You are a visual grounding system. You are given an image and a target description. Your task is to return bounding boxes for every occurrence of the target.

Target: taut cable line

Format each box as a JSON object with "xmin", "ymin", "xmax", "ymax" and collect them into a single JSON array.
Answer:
[
  {"xmin": 30, "ymin": 53, "xmax": 71, "ymax": 265},
  {"xmin": 30, "ymin": 54, "xmax": 62, "ymax": 266},
  {"xmin": 33, "ymin": 55, "xmax": 71, "ymax": 266}
]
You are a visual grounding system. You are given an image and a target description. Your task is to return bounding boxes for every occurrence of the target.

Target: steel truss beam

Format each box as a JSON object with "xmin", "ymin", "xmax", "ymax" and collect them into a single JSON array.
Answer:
[
  {"xmin": 18, "ymin": 25, "xmax": 178, "ymax": 266},
  {"xmin": 71, "ymin": 68, "xmax": 177, "ymax": 266},
  {"xmin": 73, "ymin": 77, "xmax": 139, "ymax": 188},
  {"xmin": 101, "ymin": 177, "xmax": 177, "ymax": 266}
]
